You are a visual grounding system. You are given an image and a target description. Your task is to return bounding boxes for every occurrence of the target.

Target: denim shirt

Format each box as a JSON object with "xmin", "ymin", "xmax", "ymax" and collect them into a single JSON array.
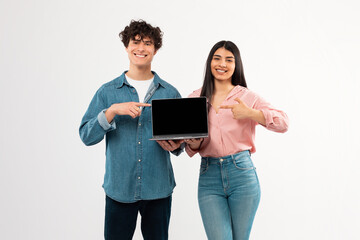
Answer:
[{"xmin": 79, "ymin": 71, "xmax": 182, "ymax": 203}]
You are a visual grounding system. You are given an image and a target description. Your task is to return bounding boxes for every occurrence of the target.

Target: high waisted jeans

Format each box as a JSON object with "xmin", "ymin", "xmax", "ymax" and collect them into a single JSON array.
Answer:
[{"xmin": 198, "ymin": 151, "xmax": 261, "ymax": 240}]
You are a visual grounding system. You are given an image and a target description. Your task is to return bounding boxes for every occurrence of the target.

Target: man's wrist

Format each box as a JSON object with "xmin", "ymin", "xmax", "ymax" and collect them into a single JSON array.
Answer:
[{"xmin": 105, "ymin": 106, "xmax": 116, "ymax": 123}]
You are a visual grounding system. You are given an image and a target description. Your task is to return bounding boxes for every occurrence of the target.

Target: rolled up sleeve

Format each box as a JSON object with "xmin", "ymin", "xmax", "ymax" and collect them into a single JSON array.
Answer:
[
  {"xmin": 98, "ymin": 109, "xmax": 116, "ymax": 131},
  {"xmin": 79, "ymin": 88, "xmax": 116, "ymax": 146},
  {"xmin": 254, "ymin": 96, "xmax": 289, "ymax": 133}
]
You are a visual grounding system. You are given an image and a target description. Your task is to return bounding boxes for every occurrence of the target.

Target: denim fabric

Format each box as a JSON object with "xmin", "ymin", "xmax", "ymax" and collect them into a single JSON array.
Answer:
[
  {"xmin": 79, "ymin": 71, "xmax": 182, "ymax": 203},
  {"xmin": 105, "ymin": 195, "xmax": 172, "ymax": 240},
  {"xmin": 198, "ymin": 151, "xmax": 260, "ymax": 240}
]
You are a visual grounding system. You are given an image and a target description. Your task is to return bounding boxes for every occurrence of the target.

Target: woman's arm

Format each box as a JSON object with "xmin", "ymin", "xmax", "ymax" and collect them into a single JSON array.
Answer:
[{"xmin": 220, "ymin": 96, "xmax": 288, "ymax": 133}]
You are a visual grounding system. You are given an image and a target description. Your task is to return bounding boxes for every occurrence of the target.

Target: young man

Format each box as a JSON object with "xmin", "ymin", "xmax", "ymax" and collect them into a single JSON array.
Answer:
[{"xmin": 79, "ymin": 20, "xmax": 183, "ymax": 240}]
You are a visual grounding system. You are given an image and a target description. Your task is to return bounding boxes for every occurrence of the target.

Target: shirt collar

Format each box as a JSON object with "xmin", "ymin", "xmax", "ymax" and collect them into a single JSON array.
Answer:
[
  {"xmin": 226, "ymin": 85, "xmax": 246, "ymax": 100},
  {"xmin": 116, "ymin": 71, "xmax": 166, "ymax": 89}
]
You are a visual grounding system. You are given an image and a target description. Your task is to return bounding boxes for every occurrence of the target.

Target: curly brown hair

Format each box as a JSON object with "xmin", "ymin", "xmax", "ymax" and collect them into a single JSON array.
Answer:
[{"xmin": 119, "ymin": 20, "xmax": 163, "ymax": 51}]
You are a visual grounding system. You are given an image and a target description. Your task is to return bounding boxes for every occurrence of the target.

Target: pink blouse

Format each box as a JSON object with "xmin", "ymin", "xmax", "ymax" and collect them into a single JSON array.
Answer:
[{"xmin": 185, "ymin": 86, "xmax": 289, "ymax": 158}]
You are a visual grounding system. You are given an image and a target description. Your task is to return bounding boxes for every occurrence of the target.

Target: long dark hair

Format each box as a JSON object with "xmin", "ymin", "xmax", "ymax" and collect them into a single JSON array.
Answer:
[{"xmin": 200, "ymin": 41, "xmax": 247, "ymax": 100}]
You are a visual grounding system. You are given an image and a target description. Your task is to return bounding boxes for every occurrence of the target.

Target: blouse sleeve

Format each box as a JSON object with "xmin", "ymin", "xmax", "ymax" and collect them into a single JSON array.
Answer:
[{"xmin": 253, "ymin": 94, "xmax": 289, "ymax": 133}]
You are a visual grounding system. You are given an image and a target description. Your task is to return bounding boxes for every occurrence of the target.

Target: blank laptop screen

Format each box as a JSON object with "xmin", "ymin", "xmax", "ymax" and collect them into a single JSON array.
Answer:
[{"xmin": 151, "ymin": 97, "xmax": 208, "ymax": 136}]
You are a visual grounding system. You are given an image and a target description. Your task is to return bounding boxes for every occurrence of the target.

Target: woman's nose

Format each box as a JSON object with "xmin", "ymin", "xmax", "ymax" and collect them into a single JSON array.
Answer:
[{"xmin": 220, "ymin": 61, "xmax": 227, "ymax": 67}]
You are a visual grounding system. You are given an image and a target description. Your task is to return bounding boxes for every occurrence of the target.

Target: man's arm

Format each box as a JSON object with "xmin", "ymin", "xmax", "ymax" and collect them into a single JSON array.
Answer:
[
  {"xmin": 79, "ymin": 89, "xmax": 111, "ymax": 146},
  {"xmin": 105, "ymin": 102, "xmax": 151, "ymax": 122}
]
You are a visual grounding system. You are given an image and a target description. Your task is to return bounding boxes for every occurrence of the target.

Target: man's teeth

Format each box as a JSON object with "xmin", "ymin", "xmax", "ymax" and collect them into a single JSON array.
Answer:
[{"xmin": 135, "ymin": 54, "xmax": 146, "ymax": 57}]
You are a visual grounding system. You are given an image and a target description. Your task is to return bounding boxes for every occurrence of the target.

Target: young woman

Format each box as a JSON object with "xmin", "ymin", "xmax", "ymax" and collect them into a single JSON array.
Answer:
[{"xmin": 185, "ymin": 41, "xmax": 289, "ymax": 240}]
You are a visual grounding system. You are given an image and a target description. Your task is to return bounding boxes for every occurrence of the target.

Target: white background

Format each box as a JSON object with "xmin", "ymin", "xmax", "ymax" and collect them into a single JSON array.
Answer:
[{"xmin": 1, "ymin": 0, "xmax": 359, "ymax": 239}]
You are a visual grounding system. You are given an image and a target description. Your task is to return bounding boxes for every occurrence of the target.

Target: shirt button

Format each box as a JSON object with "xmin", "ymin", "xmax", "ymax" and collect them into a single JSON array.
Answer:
[
  {"xmin": 138, "ymin": 142, "xmax": 141, "ymax": 144},
  {"xmin": 220, "ymin": 158, "xmax": 224, "ymax": 162},
  {"xmin": 139, "ymin": 123, "xmax": 141, "ymax": 126},
  {"xmin": 138, "ymin": 177, "xmax": 141, "ymax": 180},
  {"xmin": 138, "ymin": 159, "xmax": 141, "ymax": 162}
]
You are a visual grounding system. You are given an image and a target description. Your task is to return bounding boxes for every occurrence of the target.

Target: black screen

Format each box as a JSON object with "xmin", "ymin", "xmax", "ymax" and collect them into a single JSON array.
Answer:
[{"xmin": 151, "ymin": 97, "xmax": 208, "ymax": 136}]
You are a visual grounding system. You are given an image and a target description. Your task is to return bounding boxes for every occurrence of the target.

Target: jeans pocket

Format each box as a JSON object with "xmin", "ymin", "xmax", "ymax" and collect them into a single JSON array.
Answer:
[
  {"xmin": 199, "ymin": 159, "xmax": 208, "ymax": 175},
  {"xmin": 233, "ymin": 155, "xmax": 254, "ymax": 170}
]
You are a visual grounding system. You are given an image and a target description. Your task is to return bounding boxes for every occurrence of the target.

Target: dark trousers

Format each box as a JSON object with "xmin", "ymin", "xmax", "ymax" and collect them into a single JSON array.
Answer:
[{"xmin": 104, "ymin": 195, "xmax": 172, "ymax": 240}]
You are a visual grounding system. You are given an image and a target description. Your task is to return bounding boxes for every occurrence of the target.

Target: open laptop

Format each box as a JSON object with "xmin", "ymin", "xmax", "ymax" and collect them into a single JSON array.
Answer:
[{"xmin": 150, "ymin": 97, "xmax": 208, "ymax": 140}]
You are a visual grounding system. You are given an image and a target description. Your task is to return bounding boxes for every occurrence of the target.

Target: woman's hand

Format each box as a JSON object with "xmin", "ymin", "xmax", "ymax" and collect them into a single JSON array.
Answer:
[
  {"xmin": 220, "ymin": 98, "xmax": 266, "ymax": 125},
  {"xmin": 184, "ymin": 138, "xmax": 204, "ymax": 150},
  {"xmin": 220, "ymin": 98, "xmax": 252, "ymax": 119}
]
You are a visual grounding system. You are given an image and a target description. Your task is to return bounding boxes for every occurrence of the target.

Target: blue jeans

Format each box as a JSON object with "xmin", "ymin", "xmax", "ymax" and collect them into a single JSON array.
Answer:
[
  {"xmin": 198, "ymin": 151, "xmax": 261, "ymax": 240},
  {"xmin": 104, "ymin": 195, "xmax": 171, "ymax": 240}
]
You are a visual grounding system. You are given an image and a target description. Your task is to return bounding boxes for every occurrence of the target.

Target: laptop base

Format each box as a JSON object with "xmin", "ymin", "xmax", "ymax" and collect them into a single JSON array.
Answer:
[{"xmin": 150, "ymin": 134, "xmax": 208, "ymax": 141}]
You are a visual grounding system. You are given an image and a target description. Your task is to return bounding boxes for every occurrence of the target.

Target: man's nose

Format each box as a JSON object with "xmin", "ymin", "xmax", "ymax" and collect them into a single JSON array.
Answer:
[{"xmin": 137, "ymin": 42, "xmax": 145, "ymax": 51}]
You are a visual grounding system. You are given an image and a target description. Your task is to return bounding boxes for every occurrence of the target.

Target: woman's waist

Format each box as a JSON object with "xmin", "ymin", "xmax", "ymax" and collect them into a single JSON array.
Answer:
[{"xmin": 201, "ymin": 150, "xmax": 251, "ymax": 164}]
